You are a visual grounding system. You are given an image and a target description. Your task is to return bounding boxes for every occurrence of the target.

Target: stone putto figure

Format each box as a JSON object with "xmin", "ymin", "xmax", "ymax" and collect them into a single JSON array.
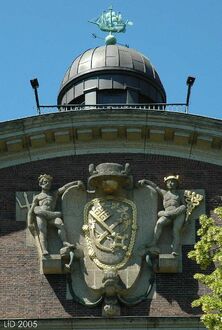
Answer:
[
  {"xmin": 139, "ymin": 175, "xmax": 186, "ymax": 255},
  {"xmin": 28, "ymin": 174, "xmax": 84, "ymax": 256}
]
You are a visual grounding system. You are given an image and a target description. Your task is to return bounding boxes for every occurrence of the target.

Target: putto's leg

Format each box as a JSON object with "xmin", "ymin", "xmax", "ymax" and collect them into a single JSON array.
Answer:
[
  {"xmin": 151, "ymin": 216, "xmax": 171, "ymax": 245},
  {"xmin": 171, "ymin": 214, "xmax": 185, "ymax": 255},
  {"xmin": 53, "ymin": 218, "xmax": 71, "ymax": 247},
  {"xmin": 36, "ymin": 216, "xmax": 48, "ymax": 255}
]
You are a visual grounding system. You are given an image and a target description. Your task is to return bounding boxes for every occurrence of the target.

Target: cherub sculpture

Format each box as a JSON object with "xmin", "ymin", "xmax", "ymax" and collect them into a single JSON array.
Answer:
[
  {"xmin": 28, "ymin": 174, "xmax": 84, "ymax": 256},
  {"xmin": 139, "ymin": 175, "xmax": 186, "ymax": 255}
]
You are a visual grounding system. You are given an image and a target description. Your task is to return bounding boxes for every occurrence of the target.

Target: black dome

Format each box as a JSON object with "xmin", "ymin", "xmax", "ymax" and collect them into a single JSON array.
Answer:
[{"xmin": 58, "ymin": 45, "xmax": 166, "ymax": 105}]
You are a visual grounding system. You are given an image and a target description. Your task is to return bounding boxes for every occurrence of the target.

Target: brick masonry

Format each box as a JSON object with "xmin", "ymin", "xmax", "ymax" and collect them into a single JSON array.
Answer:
[{"xmin": 0, "ymin": 153, "xmax": 221, "ymax": 319}]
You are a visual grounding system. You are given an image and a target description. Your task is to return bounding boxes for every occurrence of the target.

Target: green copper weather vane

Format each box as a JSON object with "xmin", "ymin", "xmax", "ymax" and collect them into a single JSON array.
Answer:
[{"xmin": 89, "ymin": 6, "xmax": 133, "ymax": 45}]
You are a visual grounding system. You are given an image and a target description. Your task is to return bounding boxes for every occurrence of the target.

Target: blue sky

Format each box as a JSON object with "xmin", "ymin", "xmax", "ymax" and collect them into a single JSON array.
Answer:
[{"xmin": 0, "ymin": 0, "xmax": 221, "ymax": 121}]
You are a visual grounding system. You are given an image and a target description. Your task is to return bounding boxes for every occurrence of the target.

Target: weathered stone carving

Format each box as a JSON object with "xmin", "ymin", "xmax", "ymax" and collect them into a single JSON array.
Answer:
[
  {"xmin": 63, "ymin": 163, "xmax": 157, "ymax": 316},
  {"xmin": 83, "ymin": 195, "xmax": 137, "ymax": 270},
  {"xmin": 138, "ymin": 175, "xmax": 203, "ymax": 256},
  {"xmin": 16, "ymin": 165, "xmax": 205, "ymax": 315},
  {"xmin": 16, "ymin": 175, "xmax": 85, "ymax": 273},
  {"xmin": 28, "ymin": 174, "xmax": 84, "ymax": 257}
]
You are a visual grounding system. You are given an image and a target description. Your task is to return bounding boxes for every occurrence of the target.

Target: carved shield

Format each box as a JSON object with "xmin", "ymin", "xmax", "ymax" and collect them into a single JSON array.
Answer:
[
  {"xmin": 62, "ymin": 184, "xmax": 158, "ymax": 305},
  {"xmin": 83, "ymin": 196, "xmax": 137, "ymax": 271}
]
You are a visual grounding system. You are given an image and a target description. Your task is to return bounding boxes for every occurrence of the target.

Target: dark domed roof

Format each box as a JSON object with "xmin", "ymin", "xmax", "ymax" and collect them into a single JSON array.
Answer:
[
  {"xmin": 61, "ymin": 45, "xmax": 162, "ymax": 88},
  {"xmin": 58, "ymin": 44, "xmax": 166, "ymax": 105}
]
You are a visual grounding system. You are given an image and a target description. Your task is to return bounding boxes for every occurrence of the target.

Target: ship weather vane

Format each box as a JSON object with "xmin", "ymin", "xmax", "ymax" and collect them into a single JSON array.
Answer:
[{"xmin": 89, "ymin": 6, "xmax": 133, "ymax": 45}]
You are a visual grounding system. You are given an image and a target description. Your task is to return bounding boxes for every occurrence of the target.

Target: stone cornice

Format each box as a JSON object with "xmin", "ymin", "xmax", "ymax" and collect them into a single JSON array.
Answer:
[{"xmin": 0, "ymin": 109, "xmax": 221, "ymax": 168}]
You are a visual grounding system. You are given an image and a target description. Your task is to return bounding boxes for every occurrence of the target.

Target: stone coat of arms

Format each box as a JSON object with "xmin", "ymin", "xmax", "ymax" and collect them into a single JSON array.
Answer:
[
  {"xmin": 16, "ymin": 162, "xmax": 204, "ymax": 317},
  {"xmin": 61, "ymin": 163, "xmax": 158, "ymax": 316}
]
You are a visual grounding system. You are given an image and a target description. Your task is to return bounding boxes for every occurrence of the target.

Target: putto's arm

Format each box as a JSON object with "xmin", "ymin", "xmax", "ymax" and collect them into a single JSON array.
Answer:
[
  {"xmin": 137, "ymin": 179, "xmax": 164, "ymax": 196},
  {"xmin": 58, "ymin": 180, "xmax": 85, "ymax": 195},
  {"xmin": 27, "ymin": 195, "xmax": 38, "ymax": 234}
]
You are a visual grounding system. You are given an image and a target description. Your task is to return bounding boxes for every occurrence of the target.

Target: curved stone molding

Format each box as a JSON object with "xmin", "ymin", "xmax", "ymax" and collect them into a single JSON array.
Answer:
[{"xmin": 0, "ymin": 109, "xmax": 221, "ymax": 168}]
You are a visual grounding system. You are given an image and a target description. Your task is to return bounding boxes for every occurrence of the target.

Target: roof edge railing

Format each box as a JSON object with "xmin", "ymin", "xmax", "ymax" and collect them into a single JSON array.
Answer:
[{"xmin": 36, "ymin": 103, "xmax": 188, "ymax": 115}]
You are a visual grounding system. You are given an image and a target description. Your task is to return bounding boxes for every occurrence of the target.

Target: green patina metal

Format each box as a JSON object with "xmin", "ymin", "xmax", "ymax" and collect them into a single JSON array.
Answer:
[{"xmin": 89, "ymin": 6, "xmax": 133, "ymax": 45}]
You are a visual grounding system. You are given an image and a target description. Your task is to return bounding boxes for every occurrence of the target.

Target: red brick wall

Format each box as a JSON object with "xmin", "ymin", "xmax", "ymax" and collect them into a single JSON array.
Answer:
[{"xmin": 0, "ymin": 154, "xmax": 221, "ymax": 318}]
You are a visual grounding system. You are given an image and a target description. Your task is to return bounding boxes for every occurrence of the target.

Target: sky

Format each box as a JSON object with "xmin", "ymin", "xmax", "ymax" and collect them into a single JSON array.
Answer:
[{"xmin": 0, "ymin": 0, "xmax": 221, "ymax": 121}]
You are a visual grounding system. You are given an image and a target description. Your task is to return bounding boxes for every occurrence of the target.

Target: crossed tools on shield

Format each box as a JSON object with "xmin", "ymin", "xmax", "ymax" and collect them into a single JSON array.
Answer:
[{"xmin": 89, "ymin": 205, "xmax": 128, "ymax": 253}]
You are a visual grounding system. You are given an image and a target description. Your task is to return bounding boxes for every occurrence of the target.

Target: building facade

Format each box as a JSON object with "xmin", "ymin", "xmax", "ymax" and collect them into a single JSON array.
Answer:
[{"xmin": 1, "ymin": 42, "xmax": 221, "ymax": 330}]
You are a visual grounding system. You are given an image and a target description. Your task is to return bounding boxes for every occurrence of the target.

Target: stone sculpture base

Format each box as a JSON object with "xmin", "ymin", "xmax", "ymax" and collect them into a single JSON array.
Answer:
[{"xmin": 157, "ymin": 254, "xmax": 181, "ymax": 273}]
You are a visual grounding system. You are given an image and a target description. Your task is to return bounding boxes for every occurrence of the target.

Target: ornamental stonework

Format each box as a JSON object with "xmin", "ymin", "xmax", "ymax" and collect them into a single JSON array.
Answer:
[{"xmin": 16, "ymin": 162, "xmax": 204, "ymax": 317}]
